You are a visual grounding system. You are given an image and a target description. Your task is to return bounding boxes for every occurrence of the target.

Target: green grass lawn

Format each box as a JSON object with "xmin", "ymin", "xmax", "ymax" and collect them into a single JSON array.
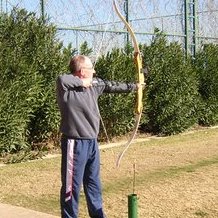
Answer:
[{"xmin": 0, "ymin": 127, "xmax": 218, "ymax": 217}]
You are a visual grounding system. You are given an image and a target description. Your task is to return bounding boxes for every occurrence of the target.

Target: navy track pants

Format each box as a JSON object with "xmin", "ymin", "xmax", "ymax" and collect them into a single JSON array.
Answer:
[{"xmin": 60, "ymin": 137, "xmax": 106, "ymax": 218}]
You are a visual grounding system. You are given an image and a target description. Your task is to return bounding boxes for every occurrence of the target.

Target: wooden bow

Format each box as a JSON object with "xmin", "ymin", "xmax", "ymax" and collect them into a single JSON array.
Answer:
[{"xmin": 113, "ymin": 0, "xmax": 144, "ymax": 167}]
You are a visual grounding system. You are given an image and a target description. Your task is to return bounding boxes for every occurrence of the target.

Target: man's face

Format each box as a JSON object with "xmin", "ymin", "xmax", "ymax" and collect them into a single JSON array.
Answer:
[{"xmin": 80, "ymin": 59, "xmax": 96, "ymax": 79}]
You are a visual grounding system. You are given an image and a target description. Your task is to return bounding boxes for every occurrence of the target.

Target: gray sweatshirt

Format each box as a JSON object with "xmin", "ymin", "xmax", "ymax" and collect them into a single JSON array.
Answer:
[{"xmin": 56, "ymin": 74, "xmax": 137, "ymax": 139}]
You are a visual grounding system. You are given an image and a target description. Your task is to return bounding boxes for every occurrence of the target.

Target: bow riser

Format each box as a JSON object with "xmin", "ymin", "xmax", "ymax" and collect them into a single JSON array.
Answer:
[{"xmin": 134, "ymin": 52, "xmax": 143, "ymax": 115}]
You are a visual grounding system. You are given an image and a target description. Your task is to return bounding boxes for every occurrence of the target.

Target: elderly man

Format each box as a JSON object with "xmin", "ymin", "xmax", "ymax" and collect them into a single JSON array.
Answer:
[{"xmin": 56, "ymin": 55, "xmax": 139, "ymax": 218}]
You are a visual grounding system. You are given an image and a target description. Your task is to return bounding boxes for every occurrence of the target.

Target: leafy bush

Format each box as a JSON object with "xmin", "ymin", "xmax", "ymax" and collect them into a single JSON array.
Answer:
[
  {"xmin": 142, "ymin": 34, "xmax": 199, "ymax": 135},
  {"xmin": 195, "ymin": 44, "xmax": 218, "ymax": 125},
  {"xmin": 1, "ymin": 8, "xmax": 217, "ymax": 155},
  {"xmin": 95, "ymin": 48, "xmax": 139, "ymax": 139},
  {"xmin": 0, "ymin": 9, "xmax": 71, "ymax": 154}
]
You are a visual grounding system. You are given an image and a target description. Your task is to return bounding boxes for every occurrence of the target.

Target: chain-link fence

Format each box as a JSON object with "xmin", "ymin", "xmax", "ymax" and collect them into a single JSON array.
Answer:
[{"xmin": 1, "ymin": 0, "xmax": 218, "ymax": 56}]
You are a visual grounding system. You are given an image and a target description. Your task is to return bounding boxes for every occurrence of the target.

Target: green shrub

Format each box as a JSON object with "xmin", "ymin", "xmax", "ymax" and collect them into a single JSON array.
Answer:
[
  {"xmin": 142, "ymin": 34, "xmax": 199, "ymax": 135},
  {"xmin": 2, "ymin": 8, "xmax": 217, "ymax": 154},
  {"xmin": 0, "ymin": 9, "xmax": 71, "ymax": 153},
  {"xmin": 195, "ymin": 44, "xmax": 218, "ymax": 126},
  {"xmin": 95, "ymin": 48, "xmax": 139, "ymax": 139}
]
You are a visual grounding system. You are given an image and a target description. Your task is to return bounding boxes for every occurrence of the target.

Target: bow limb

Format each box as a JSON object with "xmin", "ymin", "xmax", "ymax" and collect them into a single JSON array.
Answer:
[{"xmin": 113, "ymin": 0, "xmax": 144, "ymax": 167}]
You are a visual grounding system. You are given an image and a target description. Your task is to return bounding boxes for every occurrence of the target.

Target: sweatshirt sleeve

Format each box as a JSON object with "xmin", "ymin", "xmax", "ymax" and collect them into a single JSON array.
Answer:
[
  {"xmin": 92, "ymin": 77, "xmax": 137, "ymax": 94},
  {"xmin": 56, "ymin": 74, "xmax": 83, "ymax": 91}
]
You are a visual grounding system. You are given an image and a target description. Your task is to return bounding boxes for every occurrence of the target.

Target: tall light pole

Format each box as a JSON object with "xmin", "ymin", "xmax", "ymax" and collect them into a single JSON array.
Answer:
[
  {"xmin": 184, "ymin": 0, "xmax": 198, "ymax": 57},
  {"xmin": 40, "ymin": 0, "xmax": 45, "ymax": 22},
  {"xmin": 124, "ymin": 0, "xmax": 129, "ymax": 46}
]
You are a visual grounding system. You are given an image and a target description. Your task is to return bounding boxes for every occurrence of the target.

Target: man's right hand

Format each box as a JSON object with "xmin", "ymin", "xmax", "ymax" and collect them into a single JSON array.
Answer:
[{"xmin": 81, "ymin": 78, "xmax": 92, "ymax": 88}]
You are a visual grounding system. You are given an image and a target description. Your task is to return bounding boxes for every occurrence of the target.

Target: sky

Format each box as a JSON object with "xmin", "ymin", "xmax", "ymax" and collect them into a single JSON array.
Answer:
[
  {"xmin": 2, "ymin": 0, "xmax": 185, "ymax": 31},
  {"xmin": 1, "ymin": 0, "xmax": 218, "ymax": 52}
]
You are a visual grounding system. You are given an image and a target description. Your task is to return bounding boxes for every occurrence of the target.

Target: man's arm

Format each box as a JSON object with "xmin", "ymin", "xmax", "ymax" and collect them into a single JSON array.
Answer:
[
  {"xmin": 56, "ymin": 74, "xmax": 83, "ymax": 91},
  {"xmin": 57, "ymin": 74, "xmax": 92, "ymax": 90},
  {"xmin": 92, "ymin": 77, "xmax": 138, "ymax": 93}
]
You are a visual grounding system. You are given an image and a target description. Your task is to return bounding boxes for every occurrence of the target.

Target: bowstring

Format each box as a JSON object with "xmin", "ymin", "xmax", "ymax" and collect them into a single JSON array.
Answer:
[{"xmin": 93, "ymin": 5, "xmax": 113, "ymax": 144}]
